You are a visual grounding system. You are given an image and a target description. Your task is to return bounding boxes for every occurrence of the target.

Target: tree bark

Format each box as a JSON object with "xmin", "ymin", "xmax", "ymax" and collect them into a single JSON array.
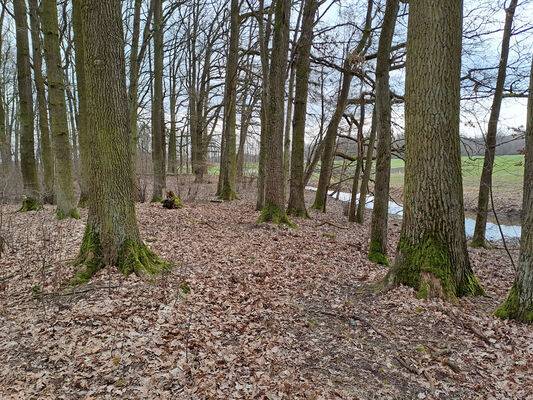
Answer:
[
  {"xmin": 258, "ymin": 0, "xmax": 293, "ymax": 225},
  {"xmin": 368, "ymin": 0, "xmax": 399, "ymax": 265},
  {"xmin": 28, "ymin": 0, "xmax": 54, "ymax": 204},
  {"xmin": 41, "ymin": 0, "xmax": 79, "ymax": 219},
  {"xmin": 287, "ymin": 0, "xmax": 318, "ymax": 218},
  {"xmin": 219, "ymin": 0, "xmax": 239, "ymax": 200},
  {"xmin": 495, "ymin": 55, "xmax": 533, "ymax": 324},
  {"xmin": 13, "ymin": 0, "xmax": 41, "ymax": 211},
  {"xmin": 383, "ymin": 0, "xmax": 484, "ymax": 300},
  {"xmin": 73, "ymin": 0, "xmax": 168, "ymax": 284},
  {"xmin": 471, "ymin": 0, "xmax": 518, "ymax": 248},
  {"xmin": 151, "ymin": 0, "xmax": 165, "ymax": 201},
  {"xmin": 355, "ymin": 108, "xmax": 377, "ymax": 223},
  {"xmin": 348, "ymin": 106, "xmax": 365, "ymax": 222},
  {"xmin": 72, "ymin": 0, "xmax": 90, "ymax": 208}
]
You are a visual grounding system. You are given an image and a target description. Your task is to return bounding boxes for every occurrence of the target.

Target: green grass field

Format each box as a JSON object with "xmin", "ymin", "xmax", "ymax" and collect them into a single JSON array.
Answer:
[{"xmin": 389, "ymin": 155, "xmax": 524, "ymax": 191}]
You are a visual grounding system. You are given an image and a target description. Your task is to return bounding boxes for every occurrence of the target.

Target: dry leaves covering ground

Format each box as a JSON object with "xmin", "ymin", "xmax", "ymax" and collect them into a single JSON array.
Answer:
[{"xmin": 0, "ymin": 179, "xmax": 532, "ymax": 399}]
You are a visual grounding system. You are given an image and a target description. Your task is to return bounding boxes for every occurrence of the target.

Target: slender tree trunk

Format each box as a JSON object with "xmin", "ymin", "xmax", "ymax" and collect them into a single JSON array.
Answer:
[
  {"xmin": 73, "ymin": 0, "xmax": 168, "ymax": 284},
  {"xmin": 0, "ymin": 87, "xmax": 7, "ymax": 177},
  {"xmin": 13, "ymin": 0, "xmax": 41, "ymax": 211},
  {"xmin": 383, "ymin": 0, "xmax": 484, "ymax": 300},
  {"xmin": 368, "ymin": 0, "xmax": 399, "ymax": 265},
  {"xmin": 219, "ymin": 0, "xmax": 239, "ymax": 200},
  {"xmin": 72, "ymin": 0, "xmax": 90, "ymax": 208},
  {"xmin": 495, "ymin": 55, "xmax": 533, "ymax": 324},
  {"xmin": 258, "ymin": 0, "xmax": 293, "ymax": 225},
  {"xmin": 354, "ymin": 108, "xmax": 377, "ymax": 223},
  {"xmin": 256, "ymin": 0, "xmax": 273, "ymax": 210},
  {"xmin": 28, "ymin": 0, "xmax": 54, "ymax": 204},
  {"xmin": 151, "ymin": 0, "xmax": 165, "ymax": 201},
  {"xmin": 287, "ymin": 0, "xmax": 318, "ymax": 218},
  {"xmin": 348, "ymin": 110, "xmax": 365, "ymax": 221},
  {"xmin": 41, "ymin": 0, "xmax": 79, "ymax": 219},
  {"xmin": 311, "ymin": 0, "xmax": 373, "ymax": 212},
  {"xmin": 471, "ymin": 0, "xmax": 518, "ymax": 248}
]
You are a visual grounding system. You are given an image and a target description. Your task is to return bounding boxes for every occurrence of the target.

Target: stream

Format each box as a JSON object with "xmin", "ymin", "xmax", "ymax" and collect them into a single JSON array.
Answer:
[{"xmin": 305, "ymin": 187, "xmax": 521, "ymax": 242}]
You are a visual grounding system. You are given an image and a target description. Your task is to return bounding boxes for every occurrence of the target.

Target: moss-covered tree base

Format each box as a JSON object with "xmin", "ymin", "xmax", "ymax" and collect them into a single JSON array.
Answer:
[
  {"xmin": 286, "ymin": 206, "xmax": 310, "ymax": 219},
  {"xmin": 382, "ymin": 235, "xmax": 485, "ymax": 300},
  {"xmin": 368, "ymin": 238, "xmax": 390, "ymax": 266},
  {"xmin": 71, "ymin": 226, "xmax": 170, "ymax": 285},
  {"xmin": 17, "ymin": 197, "xmax": 44, "ymax": 213},
  {"xmin": 257, "ymin": 201, "xmax": 296, "ymax": 228},
  {"xmin": 469, "ymin": 239, "xmax": 491, "ymax": 249},
  {"xmin": 220, "ymin": 184, "xmax": 238, "ymax": 201},
  {"xmin": 311, "ymin": 199, "xmax": 325, "ymax": 212},
  {"xmin": 368, "ymin": 251, "xmax": 390, "ymax": 266},
  {"xmin": 56, "ymin": 207, "xmax": 82, "ymax": 220},
  {"xmin": 78, "ymin": 194, "xmax": 89, "ymax": 209},
  {"xmin": 494, "ymin": 282, "xmax": 533, "ymax": 324}
]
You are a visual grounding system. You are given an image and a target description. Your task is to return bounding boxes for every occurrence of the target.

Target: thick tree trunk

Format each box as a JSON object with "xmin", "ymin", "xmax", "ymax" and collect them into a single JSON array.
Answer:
[
  {"xmin": 471, "ymin": 0, "xmax": 518, "ymax": 248},
  {"xmin": 151, "ymin": 0, "xmax": 165, "ymax": 201},
  {"xmin": 258, "ymin": 0, "xmax": 293, "ymax": 225},
  {"xmin": 28, "ymin": 0, "xmax": 54, "ymax": 204},
  {"xmin": 219, "ymin": 0, "xmax": 239, "ymax": 200},
  {"xmin": 13, "ymin": 0, "xmax": 41, "ymax": 211},
  {"xmin": 311, "ymin": 0, "xmax": 373, "ymax": 212},
  {"xmin": 355, "ymin": 108, "xmax": 377, "ymax": 223},
  {"xmin": 495, "ymin": 56, "xmax": 533, "ymax": 323},
  {"xmin": 368, "ymin": 0, "xmax": 399, "ymax": 265},
  {"xmin": 41, "ymin": 0, "xmax": 79, "ymax": 219},
  {"xmin": 73, "ymin": 0, "xmax": 168, "ymax": 284},
  {"xmin": 287, "ymin": 0, "xmax": 318, "ymax": 218},
  {"xmin": 383, "ymin": 0, "xmax": 484, "ymax": 300}
]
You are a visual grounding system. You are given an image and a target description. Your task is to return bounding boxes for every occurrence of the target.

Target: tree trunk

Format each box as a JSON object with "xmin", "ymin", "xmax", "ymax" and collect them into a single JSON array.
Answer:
[
  {"xmin": 368, "ymin": 0, "xmax": 399, "ymax": 265},
  {"xmin": 72, "ymin": 0, "xmax": 90, "ymax": 208},
  {"xmin": 256, "ymin": 0, "xmax": 273, "ymax": 210},
  {"xmin": 471, "ymin": 0, "xmax": 518, "ymax": 248},
  {"xmin": 13, "ymin": 0, "xmax": 41, "ymax": 211},
  {"xmin": 348, "ymin": 108, "xmax": 365, "ymax": 222},
  {"xmin": 355, "ymin": 108, "xmax": 377, "ymax": 223},
  {"xmin": 383, "ymin": 0, "xmax": 484, "ymax": 300},
  {"xmin": 28, "ymin": 0, "xmax": 54, "ymax": 204},
  {"xmin": 258, "ymin": 0, "xmax": 293, "ymax": 226},
  {"xmin": 73, "ymin": 0, "xmax": 168, "ymax": 284},
  {"xmin": 495, "ymin": 56, "xmax": 533, "ymax": 324},
  {"xmin": 219, "ymin": 0, "xmax": 239, "ymax": 200},
  {"xmin": 151, "ymin": 0, "xmax": 165, "ymax": 201},
  {"xmin": 287, "ymin": 0, "xmax": 318, "ymax": 218},
  {"xmin": 311, "ymin": 0, "xmax": 373, "ymax": 212},
  {"xmin": 41, "ymin": 0, "xmax": 79, "ymax": 219}
]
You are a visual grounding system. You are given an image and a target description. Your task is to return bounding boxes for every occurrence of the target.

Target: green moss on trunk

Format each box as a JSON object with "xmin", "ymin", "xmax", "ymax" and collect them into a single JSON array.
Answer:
[
  {"xmin": 286, "ymin": 206, "xmax": 310, "ymax": 219},
  {"xmin": 162, "ymin": 191, "xmax": 183, "ymax": 209},
  {"xmin": 220, "ymin": 183, "xmax": 238, "ymax": 201},
  {"xmin": 118, "ymin": 239, "xmax": 170, "ymax": 277},
  {"xmin": 368, "ymin": 238, "xmax": 390, "ymax": 266},
  {"xmin": 311, "ymin": 197, "xmax": 325, "ymax": 212},
  {"xmin": 257, "ymin": 201, "xmax": 296, "ymax": 228},
  {"xmin": 72, "ymin": 226, "xmax": 170, "ymax": 285},
  {"xmin": 71, "ymin": 226, "xmax": 104, "ymax": 285},
  {"xmin": 469, "ymin": 239, "xmax": 491, "ymax": 249},
  {"xmin": 17, "ymin": 197, "xmax": 43, "ymax": 213},
  {"xmin": 494, "ymin": 282, "xmax": 533, "ymax": 324},
  {"xmin": 386, "ymin": 235, "xmax": 484, "ymax": 299},
  {"xmin": 78, "ymin": 194, "xmax": 89, "ymax": 209},
  {"xmin": 56, "ymin": 208, "xmax": 81, "ymax": 220}
]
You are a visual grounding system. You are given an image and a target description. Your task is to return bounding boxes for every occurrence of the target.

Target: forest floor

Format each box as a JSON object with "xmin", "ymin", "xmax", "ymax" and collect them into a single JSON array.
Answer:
[{"xmin": 0, "ymin": 177, "xmax": 531, "ymax": 399}]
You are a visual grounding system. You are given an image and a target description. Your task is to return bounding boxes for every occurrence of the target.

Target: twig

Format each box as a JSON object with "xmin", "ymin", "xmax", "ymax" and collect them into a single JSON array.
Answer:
[
  {"xmin": 317, "ymin": 221, "xmax": 349, "ymax": 230},
  {"xmin": 39, "ymin": 285, "xmax": 120, "ymax": 298},
  {"xmin": 395, "ymin": 356, "xmax": 419, "ymax": 375},
  {"xmin": 444, "ymin": 310, "xmax": 491, "ymax": 344},
  {"xmin": 422, "ymin": 369, "xmax": 436, "ymax": 395}
]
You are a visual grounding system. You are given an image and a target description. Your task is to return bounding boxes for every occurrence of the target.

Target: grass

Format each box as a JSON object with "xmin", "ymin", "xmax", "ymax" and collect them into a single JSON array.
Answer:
[{"xmin": 389, "ymin": 155, "xmax": 524, "ymax": 192}]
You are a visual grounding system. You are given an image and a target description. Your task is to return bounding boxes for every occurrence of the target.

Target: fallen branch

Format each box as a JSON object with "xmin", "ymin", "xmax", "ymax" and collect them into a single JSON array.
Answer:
[
  {"xmin": 445, "ymin": 310, "xmax": 491, "ymax": 345},
  {"xmin": 317, "ymin": 221, "xmax": 349, "ymax": 230}
]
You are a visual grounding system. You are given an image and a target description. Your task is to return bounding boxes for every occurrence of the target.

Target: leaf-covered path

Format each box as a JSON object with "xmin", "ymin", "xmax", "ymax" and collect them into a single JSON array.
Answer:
[{"xmin": 0, "ymin": 186, "xmax": 531, "ymax": 399}]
